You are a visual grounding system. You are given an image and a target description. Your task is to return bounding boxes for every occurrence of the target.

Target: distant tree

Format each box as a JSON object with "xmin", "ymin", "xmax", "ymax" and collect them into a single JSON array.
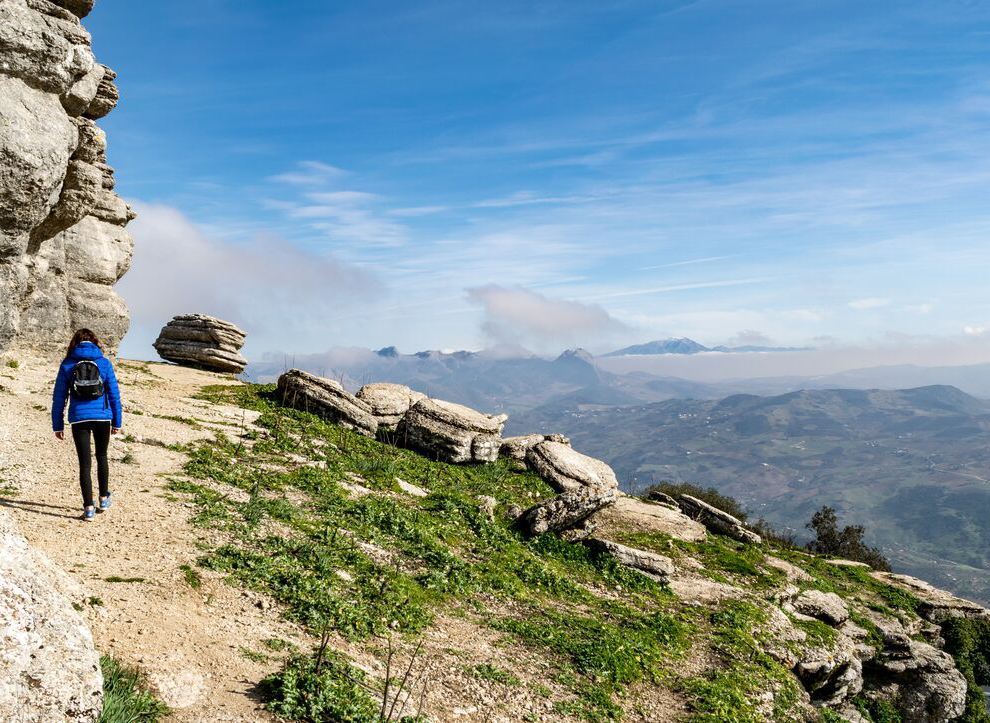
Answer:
[
  {"xmin": 805, "ymin": 506, "xmax": 891, "ymax": 571},
  {"xmin": 641, "ymin": 481, "xmax": 749, "ymax": 522}
]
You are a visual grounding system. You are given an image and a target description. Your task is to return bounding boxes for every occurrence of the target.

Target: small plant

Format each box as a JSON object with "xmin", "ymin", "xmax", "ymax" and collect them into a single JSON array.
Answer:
[
  {"xmin": 179, "ymin": 563, "xmax": 202, "ymax": 589},
  {"xmin": 5, "ymin": 359, "xmax": 18, "ymax": 369},
  {"xmin": 105, "ymin": 576, "xmax": 146, "ymax": 584},
  {"xmin": 98, "ymin": 656, "xmax": 170, "ymax": 723},
  {"xmin": 121, "ymin": 451, "xmax": 136, "ymax": 465},
  {"xmin": 263, "ymin": 637, "xmax": 296, "ymax": 652},
  {"xmin": 471, "ymin": 663, "xmax": 520, "ymax": 686},
  {"xmin": 239, "ymin": 647, "xmax": 268, "ymax": 663}
]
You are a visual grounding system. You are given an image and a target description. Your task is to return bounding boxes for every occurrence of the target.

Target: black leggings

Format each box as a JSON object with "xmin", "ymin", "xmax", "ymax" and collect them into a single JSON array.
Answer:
[{"xmin": 71, "ymin": 421, "xmax": 111, "ymax": 507}]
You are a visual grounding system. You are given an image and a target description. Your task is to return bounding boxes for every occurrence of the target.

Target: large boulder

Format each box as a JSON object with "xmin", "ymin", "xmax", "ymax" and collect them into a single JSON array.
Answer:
[
  {"xmin": 355, "ymin": 383, "xmax": 426, "ymax": 426},
  {"xmin": 153, "ymin": 314, "xmax": 247, "ymax": 374},
  {"xmin": 397, "ymin": 398, "xmax": 507, "ymax": 464},
  {"xmin": 0, "ymin": 508, "xmax": 103, "ymax": 721},
  {"xmin": 525, "ymin": 441, "xmax": 618, "ymax": 493},
  {"xmin": 519, "ymin": 486, "xmax": 618, "ymax": 537},
  {"xmin": 582, "ymin": 538, "xmax": 673, "ymax": 582},
  {"xmin": 792, "ymin": 589, "xmax": 849, "ymax": 626},
  {"xmin": 0, "ymin": 0, "xmax": 134, "ymax": 357},
  {"xmin": 499, "ymin": 433, "xmax": 570, "ymax": 468},
  {"xmin": 677, "ymin": 494, "xmax": 762, "ymax": 545},
  {"xmin": 599, "ymin": 495, "xmax": 707, "ymax": 543},
  {"xmin": 862, "ymin": 639, "xmax": 967, "ymax": 723},
  {"xmin": 277, "ymin": 369, "xmax": 378, "ymax": 438}
]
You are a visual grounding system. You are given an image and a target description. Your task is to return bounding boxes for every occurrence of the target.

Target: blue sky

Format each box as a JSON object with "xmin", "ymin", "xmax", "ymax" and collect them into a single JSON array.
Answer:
[{"xmin": 89, "ymin": 0, "xmax": 990, "ymax": 362}]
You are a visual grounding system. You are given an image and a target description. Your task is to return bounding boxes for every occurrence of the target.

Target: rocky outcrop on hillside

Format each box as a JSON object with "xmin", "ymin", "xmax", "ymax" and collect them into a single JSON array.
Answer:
[
  {"xmin": 0, "ymin": 0, "xmax": 135, "ymax": 357},
  {"xmin": 356, "ymin": 382, "xmax": 426, "ymax": 427},
  {"xmin": 398, "ymin": 398, "xmax": 508, "ymax": 464},
  {"xmin": 0, "ymin": 508, "xmax": 102, "ymax": 721},
  {"xmin": 277, "ymin": 368, "xmax": 378, "ymax": 437},
  {"xmin": 677, "ymin": 493, "xmax": 762, "ymax": 544},
  {"xmin": 525, "ymin": 440, "xmax": 619, "ymax": 492},
  {"xmin": 499, "ymin": 433, "xmax": 569, "ymax": 469},
  {"xmin": 154, "ymin": 315, "xmax": 248, "ymax": 374}
]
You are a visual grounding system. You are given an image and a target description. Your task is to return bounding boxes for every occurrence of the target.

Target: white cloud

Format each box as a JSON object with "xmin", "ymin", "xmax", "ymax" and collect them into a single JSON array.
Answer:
[
  {"xmin": 963, "ymin": 325, "xmax": 988, "ymax": 337},
  {"xmin": 117, "ymin": 203, "xmax": 379, "ymax": 359},
  {"xmin": 466, "ymin": 285, "xmax": 626, "ymax": 349},
  {"xmin": 848, "ymin": 297, "xmax": 890, "ymax": 310},
  {"xmin": 270, "ymin": 161, "xmax": 348, "ymax": 186}
]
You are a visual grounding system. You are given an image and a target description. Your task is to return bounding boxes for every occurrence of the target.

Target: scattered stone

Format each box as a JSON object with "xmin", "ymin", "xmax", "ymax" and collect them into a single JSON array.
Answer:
[
  {"xmin": 144, "ymin": 654, "xmax": 207, "ymax": 709},
  {"xmin": 764, "ymin": 556, "xmax": 812, "ymax": 583},
  {"xmin": 519, "ymin": 487, "xmax": 618, "ymax": 537},
  {"xmin": 276, "ymin": 369, "xmax": 378, "ymax": 438},
  {"xmin": 792, "ymin": 590, "xmax": 849, "ymax": 626},
  {"xmin": 396, "ymin": 478, "xmax": 428, "ymax": 497},
  {"xmin": 677, "ymin": 494, "xmax": 762, "ymax": 544},
  {"xmin": 525, "ymin": 441, "xmax": 618, "ymax": 493},
  {"xmin": 504, "ymin": 503, "xmax": 523, "ymax": 521},
  {"xmin": 153, "ymin": 315, "xmax": 247, "ymax": 374},
  {"xmin": 476, "ymin": 495, "xmax": 497, "ymax": 523},
  {"xmin": 397, "ymin": 398, "xmax": 507, "ymax": 464},
  {"xmin": 824, "ymin": 558, "xmax": 871, "ymax": 569},
  {"xmin": 582, "ymin": 538, "xmax": 673, "ymax": 582},
  {"xmin": 355, "ymin": 383, "xmax": 426, "ymax": 426},
  {"xmin": 0, "ymin": 508, "xmax": 103, "ymax": 721}
]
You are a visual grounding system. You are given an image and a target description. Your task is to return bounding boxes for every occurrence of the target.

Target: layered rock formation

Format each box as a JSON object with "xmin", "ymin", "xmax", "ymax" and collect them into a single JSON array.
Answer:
[
  {"xmin": 277, "ymin": 369, "xmax": 378, "ymax": 437},
  {"xmin": 154, "ymin": 315, "xmax": 247, "ymax": 374},
  {"xmin": 0, "ymin": 508, "xmax": 103, "ymax": 721},
  {"xmin": 397, "ymin": 398, "xmax": 507, "ymax": 464},
  {"xmin": 355, "ymin": 383, "xmax": 426, "ymax": 427},
  {"xmin": 0, "ymin": 0, "xmax": 135, "ymax": 357},
  {"xmin": 677, "ymin": 493, "xmax": 762, "ymax": 544},
  {"xmin": 525, "ymin": 440, "xmax": 619, "ymax": 493}
]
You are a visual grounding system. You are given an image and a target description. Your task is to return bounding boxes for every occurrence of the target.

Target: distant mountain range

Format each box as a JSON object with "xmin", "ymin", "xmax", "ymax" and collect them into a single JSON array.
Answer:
[
  {"xmin": 509, "ymin": 384, "xmax": 990, "ymax": 606},
  {"xmin": 602, "ymin": 337, "xmax": 812, "ymax": 357}
]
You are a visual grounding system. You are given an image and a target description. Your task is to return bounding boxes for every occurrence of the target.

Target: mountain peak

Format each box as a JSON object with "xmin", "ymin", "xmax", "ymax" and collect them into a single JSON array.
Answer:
[
  {"xmin": 555, "ymin": 348, "xmax": 596, "ymax": 364},
  {"xmin": 603, "ymin": 338, "xmax": 710, "ymax": 357}
]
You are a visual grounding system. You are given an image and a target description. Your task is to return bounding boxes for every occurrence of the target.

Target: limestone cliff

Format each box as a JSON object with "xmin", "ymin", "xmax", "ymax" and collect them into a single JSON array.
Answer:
[{"xmin": 0, "ymin": 0, "xmax": 134, "ymax": 356}]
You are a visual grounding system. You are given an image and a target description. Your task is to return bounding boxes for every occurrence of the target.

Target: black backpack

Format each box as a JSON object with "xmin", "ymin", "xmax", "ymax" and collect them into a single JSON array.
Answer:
[{"xmin": 70, "ymin": 360, "xmax": 104, "ymax": 401}]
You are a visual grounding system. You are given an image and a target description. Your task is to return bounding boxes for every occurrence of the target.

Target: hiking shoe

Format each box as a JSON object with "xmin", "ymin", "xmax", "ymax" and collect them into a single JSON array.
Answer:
[
  {"xmin": 83, "ymin": 507, "xmax": 95, "ymax": 521},
  {"xmin": 98, "ymin": 495, "xmax": 112, "ymax": 512}
]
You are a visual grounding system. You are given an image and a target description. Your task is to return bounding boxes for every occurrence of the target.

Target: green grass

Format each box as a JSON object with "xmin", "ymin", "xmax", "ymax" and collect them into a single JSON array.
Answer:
[
  {"xmin": 104, "ymin": 576, "xmax": 146, "ymax": 584},
  {"xmin": 4, "ymin": 359, "xmax": 18, "ymax": 369},
  {"xmin": 471, "ymin": 663, "xmax": 521, "ymax": 686},
  {"xmin": 98, "ymin": 656, "xmax": 169, "ymax": 723},
  {"xmin": 179, "ymin": 563, "xmax": 202, "ymax": 589}
]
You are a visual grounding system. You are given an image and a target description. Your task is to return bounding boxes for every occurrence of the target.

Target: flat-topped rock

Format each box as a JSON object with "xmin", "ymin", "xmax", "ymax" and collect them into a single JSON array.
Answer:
[
  {"xmin": 0, "ymin": 509, "xmax": 103, "ymax": 721},
  {"xmin": 397, "ymin": 398, "xmax": 507, "ymax": 464},
  {"xmin": 870, "ymin": 571, "xmax": 990, "ymax": 623},
  {"xmin": 519, "ymin": 486, "xmax": 618, "ymax": 537},
  {"xmin": 154, "ymin": 314, "xmax": 247, "ymax": 374},
  {"xmin": 499, "ymin": 433, "xmax": 570, "ymax": 468},
  {"xmin": 793, "ymin": 589, "xmax": 849, "ymax": 626},
  {"xmin": 582, "ymin": 538, "xmax": 673, "ymax": 582},
  {"xmin": 597, "ymin": 495, "xmax": 707, "ymax": 543},
  {"xmin": 677, "ymin": 494, "xmax": 762, "ymax": 545},
  {"xmin": 525, "ymin": 441, "xmax": 618, "ymax": 493},
  {"xmin": 277, "ymin": 369, "xmax": 377, "ymax": 438},
  {"xmin": 355, "ymin": 383, "xmax": 426, "ymax": 426}
]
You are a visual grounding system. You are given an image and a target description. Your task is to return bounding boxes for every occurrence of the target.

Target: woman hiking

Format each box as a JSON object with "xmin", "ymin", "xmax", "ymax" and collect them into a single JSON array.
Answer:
[{"xmin": 51, "ymin": 329, "xmax": 123, "ymax": 521}]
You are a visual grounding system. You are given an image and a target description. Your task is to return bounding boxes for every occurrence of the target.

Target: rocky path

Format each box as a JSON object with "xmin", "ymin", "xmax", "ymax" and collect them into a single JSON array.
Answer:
[{"xmin": 0, "ymin": 357, "xmax": 306, "ymax": 722}]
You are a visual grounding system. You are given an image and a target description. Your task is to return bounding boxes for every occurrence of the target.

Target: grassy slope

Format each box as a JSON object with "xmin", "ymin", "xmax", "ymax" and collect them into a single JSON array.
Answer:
[{"xmin": 165, "ymin": 383, "xmax": 987, "ymax": 722}]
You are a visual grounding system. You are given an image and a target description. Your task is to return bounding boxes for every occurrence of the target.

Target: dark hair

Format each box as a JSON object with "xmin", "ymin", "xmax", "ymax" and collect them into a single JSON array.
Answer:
[{"xmin": 66, "ymin": 329, "xmax": 102, "ymax": 359}]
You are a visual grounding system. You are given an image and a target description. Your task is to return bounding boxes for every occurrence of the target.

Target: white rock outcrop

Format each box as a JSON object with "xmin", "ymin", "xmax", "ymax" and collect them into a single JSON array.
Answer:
[
  {"xmin": 277, "ymin": 369, "xmax": 378, "ymax": 437},
  {"xmin": 525, "ymin": 441, "xmax": 619, "ymax": 493},
  {"xmin": 154, "ymin": 314, "xmax": 247, "ymax": 374},
  {"xmin": 355, "ymin": 383, "xmax": 426, "ymax": 427},
  {"xmin": 0, "ymin": 0, "xmax": 135, "ymax": 356},
  {"xmin": 397, "ymin": 398, "xmax": 507, "ymax": 464},
  {"xmin": 0, "ymin": 508, "xmax": 103, "ymax": 721}
]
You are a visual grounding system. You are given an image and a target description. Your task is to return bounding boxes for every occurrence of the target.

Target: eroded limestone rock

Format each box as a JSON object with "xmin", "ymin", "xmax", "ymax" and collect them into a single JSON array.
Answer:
[
  {"xmin": 154, "ymin": 314, "xmax": 247, "ymax": 374},
  {"xmin": 277, "ymin": 369, "xmax": 377, "ymax": 437},
  {"xmin": 0, "ymin": 508, "xmax": 102, "ymax": 721},
  {"xmin": 0, "ymin": 0, "xmax": 133, "ymax": 356},
  {"xmin": 677, "ymin": 494, "xmax": 762, "ymax": 544},
  {"xmin": 525, "ymin": 441, "xmax": 618, "ymax": 493},
  {"xmin": 355, "ymin": 383, "xmax": 426, "ymax": 426},
  {"xmin": 582, "ymin": 538, "xmax": 673, "ymax": 582},
  {"xmin": 519, "ymin": 486, "xmax": 618, "ymax": 537},
  {"xmin": 397, "ymin": 398, "xmax": 507, "ymax": 464},
  {"xmin": 499, "ymin": 433, "xmax": 569, "ymax": 468}
]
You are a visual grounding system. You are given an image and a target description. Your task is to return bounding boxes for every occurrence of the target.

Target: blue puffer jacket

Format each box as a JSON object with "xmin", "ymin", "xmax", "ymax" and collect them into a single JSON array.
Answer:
[{"xmin": 51, "ymin": 342, "xmax": 123, "ymax": 432}]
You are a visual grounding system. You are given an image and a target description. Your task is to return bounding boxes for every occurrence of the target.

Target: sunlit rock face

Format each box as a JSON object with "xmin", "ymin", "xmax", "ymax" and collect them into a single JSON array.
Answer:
[{"xmin": 0, "ymin": 0, "xmax": 134, "ymax": 356}]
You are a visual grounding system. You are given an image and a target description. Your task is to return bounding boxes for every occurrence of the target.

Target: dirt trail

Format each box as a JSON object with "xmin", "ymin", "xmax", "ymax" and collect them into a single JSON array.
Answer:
[{"xmin": 0, "ymin": 357, "xmax": 306, "ymax": 722}]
